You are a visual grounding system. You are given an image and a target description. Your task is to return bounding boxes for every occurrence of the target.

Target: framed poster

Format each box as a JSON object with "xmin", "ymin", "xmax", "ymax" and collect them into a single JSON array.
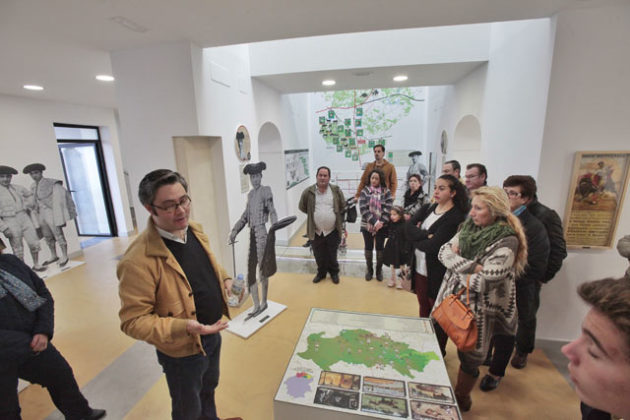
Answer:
[
  {"xmin": 285, "ymin": 149, "xmax": 309, "ymax": 190},
  {"xmin": 564, "ymin": 151, "xmax": 630, "ymax": 249},
  {"xmin": 234, "ymin": 125, "xmax": 251, "ymax": 162}
]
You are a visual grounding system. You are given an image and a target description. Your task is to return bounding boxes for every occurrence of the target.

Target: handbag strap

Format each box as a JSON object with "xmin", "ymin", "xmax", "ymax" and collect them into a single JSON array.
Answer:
[{"xmin": 454, "ymin": 275, "xmax": 472, "ymax": 306}]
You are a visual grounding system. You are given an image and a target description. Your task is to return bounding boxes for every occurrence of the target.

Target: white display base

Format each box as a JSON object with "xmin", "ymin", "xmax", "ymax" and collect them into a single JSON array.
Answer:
[
  {"xmin": 39, "ymin": 259, "xmax": 84, "ymax": 280},
  {"xmin": 274, "ymin": 309, "xmax": 461, "ymax": 420},
  {"xmin": 226, "ymin": 300, "xmax": 286, "ymax": 339}
]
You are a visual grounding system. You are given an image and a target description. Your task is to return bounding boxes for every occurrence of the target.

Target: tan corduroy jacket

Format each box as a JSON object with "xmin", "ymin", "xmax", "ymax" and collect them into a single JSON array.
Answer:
[
  {"xmin": 117, "ymin": 218, "xmax": 230, "ymax": 357},
  {"xmin": 354, "ymin": 159, "xmax": 398, "ymax": 199}
]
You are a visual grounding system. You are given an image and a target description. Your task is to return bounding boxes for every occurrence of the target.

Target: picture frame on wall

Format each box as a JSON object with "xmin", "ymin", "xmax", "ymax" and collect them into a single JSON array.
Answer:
[
  {"xmin": 564, "ymin": 150, "xmax": 630, "ymax": 249},
  {"xmin": 234, "ymin": 125, "xmax": 251, "ymax": 162}
]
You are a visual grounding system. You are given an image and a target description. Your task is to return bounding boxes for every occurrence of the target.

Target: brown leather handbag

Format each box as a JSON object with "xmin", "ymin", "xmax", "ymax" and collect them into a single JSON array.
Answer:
[{"xmin": 432, "ymin": 275, "xmax": 478, "ymax": 352}]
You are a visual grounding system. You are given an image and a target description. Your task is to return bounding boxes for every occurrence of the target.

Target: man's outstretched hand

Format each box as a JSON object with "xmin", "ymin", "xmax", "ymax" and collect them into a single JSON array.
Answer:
[{"xmin": 186, "ymin": 319, "xmax": 229, "ymax": 335}]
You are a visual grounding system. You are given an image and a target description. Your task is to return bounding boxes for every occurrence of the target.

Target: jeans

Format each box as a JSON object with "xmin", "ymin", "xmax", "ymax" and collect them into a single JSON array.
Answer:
[
  {"xmin": 157, "ymin": 333, "xmax": 222, "ymax": 420},
  {"xmin": 515, "ymin": 281, "xmax": 541, "ymax": 354},
  {"xmin": 0, "ymin": 343, "xmax": 91, "ymax": 420},
  {"xmin": 312, "ymin": 230, "xmax": 340, "ymax": 277}
]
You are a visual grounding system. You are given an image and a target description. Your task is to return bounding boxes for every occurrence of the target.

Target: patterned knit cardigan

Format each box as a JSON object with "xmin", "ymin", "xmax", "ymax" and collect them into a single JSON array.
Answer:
[
  {"xmin": 433, "ymin": 233, "xmax": 518, "ymax": 362},
  {"xmin": 358, "ymin": 186, "xmax": 393, "ymax": 232}
]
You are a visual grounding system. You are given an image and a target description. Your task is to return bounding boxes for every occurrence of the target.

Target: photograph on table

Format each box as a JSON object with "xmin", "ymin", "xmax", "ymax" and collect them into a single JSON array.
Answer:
[{"xmin": 360, "ymin": 394, "xmax": 408, "ymax": 418}]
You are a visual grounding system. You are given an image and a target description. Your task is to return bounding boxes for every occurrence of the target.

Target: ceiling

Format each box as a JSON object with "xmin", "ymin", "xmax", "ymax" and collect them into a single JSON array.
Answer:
[{"xmin": 0, "ymin": 0, "xmax": 603, "ymax": 108}]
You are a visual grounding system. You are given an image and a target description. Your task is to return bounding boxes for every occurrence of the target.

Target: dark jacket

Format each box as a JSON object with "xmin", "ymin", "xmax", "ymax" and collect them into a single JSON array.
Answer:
[
  {"xmin": 517, "ymin": 208, "xmax": 550, "ymax": 285},
  {"xmin": 528, "ymin": 198, "xmax": 567, "ymax": 282},
  {"xmin": 405, "ymin": 203, "xmax": 467, "ymax": 298},
  {"xmin": 0, "ymin": 254, "xmax": 54, "ymax": 360}
]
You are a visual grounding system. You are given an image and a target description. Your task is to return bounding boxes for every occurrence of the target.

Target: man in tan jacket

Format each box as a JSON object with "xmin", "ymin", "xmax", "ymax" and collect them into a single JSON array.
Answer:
[
  {"xmin": 354, "ymin": 144, "xmax": 398, "ymax": 199},
  {"xmin": 117, "ymin": 169, "xmax": 240, "ymax": 420}
]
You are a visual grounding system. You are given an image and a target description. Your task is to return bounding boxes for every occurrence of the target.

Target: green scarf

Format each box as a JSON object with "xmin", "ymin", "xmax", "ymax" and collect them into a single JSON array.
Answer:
[{"xmin": 458, "ymin": 218, "xmax": 515, "ymax": 260}]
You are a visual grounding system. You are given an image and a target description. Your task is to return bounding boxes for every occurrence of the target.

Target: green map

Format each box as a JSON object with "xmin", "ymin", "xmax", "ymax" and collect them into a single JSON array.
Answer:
[{"xmin": 297, "ymin": 328, "xmax": 439, "ymax": 378}]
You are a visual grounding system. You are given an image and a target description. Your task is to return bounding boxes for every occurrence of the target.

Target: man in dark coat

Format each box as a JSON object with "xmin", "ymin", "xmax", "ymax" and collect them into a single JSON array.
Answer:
[
  {"xmin": 0, "ymin": 238, "xmax": 105, "ymax": 420},
  {"xmin": 479, "ymin": 177, "xmax": 551, "ymax": 391}
]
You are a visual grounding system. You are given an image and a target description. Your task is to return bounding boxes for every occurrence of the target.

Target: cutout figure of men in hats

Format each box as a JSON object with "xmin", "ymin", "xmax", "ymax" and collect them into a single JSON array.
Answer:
[
  {"xmin": 229, "ymin": 162, "xmax": 278, "ymax": 320},
  {"xmin": 405, "ymin": 151, "xmax": 428, "ymax": 189},
  {"xmin": 0, "ymin": 165, "xmax": 45, "ymax": 271},
  {"xmin": 23, "ymin": 163, "xmax": 77, "ymax": 267}
]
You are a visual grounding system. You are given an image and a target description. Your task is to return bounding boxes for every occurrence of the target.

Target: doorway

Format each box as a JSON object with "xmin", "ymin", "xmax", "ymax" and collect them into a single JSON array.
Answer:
[{"xmin": 54, "ymin": 124, "xmax": 117, "ymax": 236}]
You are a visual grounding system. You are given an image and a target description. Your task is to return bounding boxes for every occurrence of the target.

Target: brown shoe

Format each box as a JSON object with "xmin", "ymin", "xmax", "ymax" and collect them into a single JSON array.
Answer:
[
  {"xmin": 511, "ymin": 351, "xmax": 528, "ymax": 369},
  {"xmin": 223, "ymin": 418, "xmax": 243, "ymax": 420}
]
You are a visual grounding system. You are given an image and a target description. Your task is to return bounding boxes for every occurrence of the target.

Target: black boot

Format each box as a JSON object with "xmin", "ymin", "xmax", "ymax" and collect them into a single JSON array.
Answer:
[
  {"xmin": 375, "ymin": 251, "xmax": 384, "ymax": 281},
  {"xmin": 364, "ymin": 250, "xmax": 373, "ymax": 281}
]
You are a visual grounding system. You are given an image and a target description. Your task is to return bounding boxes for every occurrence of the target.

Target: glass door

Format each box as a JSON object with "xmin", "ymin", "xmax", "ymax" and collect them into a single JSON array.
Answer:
[{"xmin": 58, "ymin": 141, "xmax": 115, "ymax": 236}]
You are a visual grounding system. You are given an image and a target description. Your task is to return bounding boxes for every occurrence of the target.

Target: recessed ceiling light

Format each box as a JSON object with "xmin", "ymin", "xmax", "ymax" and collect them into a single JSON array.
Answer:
[
  {"xmin": 23, "ymin": 84, "xmax": 44, "ymax": 91},
  {"xmin": 96, "ymin": 74, "xmax": 115, "ymax": 82},
  {"xmin": 393, "ymin": 75, "xmax": 408, "ymax": 82},
  {"xmin": 322, "ymin": 79, "xmax": 336, "ymax": 86}
]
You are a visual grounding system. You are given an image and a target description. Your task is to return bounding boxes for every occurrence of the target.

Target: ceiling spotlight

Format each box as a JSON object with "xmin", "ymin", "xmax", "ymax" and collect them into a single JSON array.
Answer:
[
  {"xmin": 23, "ymin": 84, "xmax": 44, "ymax": 91},
  {"xmin": 322, "ymin": 79, "xmax": 336, "ymax": 86},
  {"xmin": 393, "ymin": 75, "xmax": 408, "ymax": 82},
  {"xmin": 96, "ymin": 75, "xmax": 115, "ymax": 82}
]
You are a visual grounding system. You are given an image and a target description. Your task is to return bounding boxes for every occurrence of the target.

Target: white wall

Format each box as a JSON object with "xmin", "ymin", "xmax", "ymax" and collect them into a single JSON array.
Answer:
[
  {"xmin": 480, "ymin": 18, "xmax": 556, "ymax": 185},
  {"xmin": 0, "ymin": 94, "xmax": 132, "ymax": 258},
  {"xmin": 536, "ymin": 3, "xmax": 630, "ymax": 341},
  {"xmin": 249, "ymin": 24, "xmax": 490, "ymax": 76},
  {"xmin": 111, "ymin": 41, "xmax": 200, "ymax": 229}
]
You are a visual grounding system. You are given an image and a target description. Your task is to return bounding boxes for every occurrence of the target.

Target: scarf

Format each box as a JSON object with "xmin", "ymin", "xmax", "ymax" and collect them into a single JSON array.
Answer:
[
  {"xmin": 368, "ymin": 186, "xmax": 383, "ymax": 232},
  {"xmin": 0, "ymin": 268, "xmax": 47, "ymax": 312},
  {"xmin": 404, "ymin": 188, "xmax": 425, "ymax": 208},
  {"xmin": 458, "ymin": 218, "xmax": 515, "ymax": 260}
]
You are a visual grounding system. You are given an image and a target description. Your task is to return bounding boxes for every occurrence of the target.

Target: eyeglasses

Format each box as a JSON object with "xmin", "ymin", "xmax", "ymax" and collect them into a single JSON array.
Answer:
[
  {"xmin": 151, "ymin": 195, "xmax": 191, "ymax": 214},
  {"xmin": 503, "ymin": 189, "xmax": 521, "ymax": 198}
]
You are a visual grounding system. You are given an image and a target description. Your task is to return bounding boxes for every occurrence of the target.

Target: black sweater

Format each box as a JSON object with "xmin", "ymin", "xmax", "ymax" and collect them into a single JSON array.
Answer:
[{"xmin": 405, "ymin": 203, "xmax": 467, "ymax": 298}]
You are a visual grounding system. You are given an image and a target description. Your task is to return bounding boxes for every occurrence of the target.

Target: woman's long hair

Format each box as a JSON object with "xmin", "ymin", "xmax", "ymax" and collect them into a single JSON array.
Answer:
[
  {"xmin": 471, "ymin": 186, "xmax": 528, "ymax": 275},
  {"xmin": 438, "ymin": 174, "xmax": 469, "ymax": 213},
  {"xmin": 367, "ymin": 168, "xmax": 387, "ymax": 189}
]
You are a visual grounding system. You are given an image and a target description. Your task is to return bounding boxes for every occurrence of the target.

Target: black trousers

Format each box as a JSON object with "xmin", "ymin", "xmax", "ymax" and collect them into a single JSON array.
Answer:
[
  {"xmin": 0, "ymin": 342, "xmax": 91, "ymax": 420},
  {"xmin": 515, "ymin": 281, "xmax": 541, "ymax": 354},
  {"xmin": 312, "ymin": 230, "xmax": 341, "ymax": 277},
  {"xmin": 361, "ymin": 230, "xmax": 386, "ymax": 251}
]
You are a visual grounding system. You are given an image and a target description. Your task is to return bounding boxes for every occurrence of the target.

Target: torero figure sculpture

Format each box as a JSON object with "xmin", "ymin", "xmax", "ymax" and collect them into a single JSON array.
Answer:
[
  {"xmin": 229, "ymin": 162, "xmax": 278, "ymax": 320},
  {"xmin": 23, "ymin": 163, "xmax": 77, "ymax": 267}
]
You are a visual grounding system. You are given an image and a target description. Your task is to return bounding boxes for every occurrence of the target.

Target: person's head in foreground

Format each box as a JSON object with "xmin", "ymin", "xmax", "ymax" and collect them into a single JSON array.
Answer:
[{"xmin": 562, "ymin": 276, "xmax": 630, "ymax": 418}]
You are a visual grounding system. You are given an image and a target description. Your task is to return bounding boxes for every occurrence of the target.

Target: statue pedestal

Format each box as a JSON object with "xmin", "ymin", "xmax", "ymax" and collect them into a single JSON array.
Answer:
[{"xmin": 226, "ymin": 300, "xmax": 287, "ymax": 339}]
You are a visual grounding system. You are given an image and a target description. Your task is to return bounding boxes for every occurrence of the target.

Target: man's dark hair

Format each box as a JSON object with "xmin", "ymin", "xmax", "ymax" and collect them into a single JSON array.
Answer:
[
  {"xmin": 578, "ymin": 277, "xmax": 630, "ymax": 358},
  {"xmin": 445, "ymin": 160, "xmax": 461, "ymax": 173},
  {"xmin": 466, "ymin": 163, "xmax": 488, "ymax": 185},
  {"xmin": 503, "ymin": 175, "xmax": 537, "ymax": 200},
  {"xmin": 138, "ymin": 169, "xmax": 188, "ymax": 206},
  {"xmin": 373, "ymin": 144, "xmax": 385, "ymax": 153},
  {"xmin": 316, "ymin": 166, "xmax": 331, "ymax": 177}
]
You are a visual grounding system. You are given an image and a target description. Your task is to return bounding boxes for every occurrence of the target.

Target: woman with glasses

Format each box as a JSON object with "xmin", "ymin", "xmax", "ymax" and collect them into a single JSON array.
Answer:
[{"xmin": 433, "ymin": 186, "xmax": 527, "ymax": 412}]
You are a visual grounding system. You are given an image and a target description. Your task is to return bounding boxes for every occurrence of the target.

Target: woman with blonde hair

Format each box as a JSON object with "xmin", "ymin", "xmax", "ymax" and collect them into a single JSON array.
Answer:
[{"xmin": 432, "ymin": 186, "xmax": 527, "ymax": 412}]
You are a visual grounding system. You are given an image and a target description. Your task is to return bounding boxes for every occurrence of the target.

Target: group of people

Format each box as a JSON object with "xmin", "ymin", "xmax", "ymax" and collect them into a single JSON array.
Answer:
[
  {"xmin": 0, "ymin": 164, "xmax": 76, "ymax": 272},
  {"xmin": 5, "ymin": 152, "xmax": 630, "ymax": 420}
]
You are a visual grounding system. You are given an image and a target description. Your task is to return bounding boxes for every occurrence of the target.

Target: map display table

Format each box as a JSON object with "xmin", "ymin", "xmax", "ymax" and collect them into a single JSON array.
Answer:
[{"xmin": 274, "ymin": 309, "xmax": 461, "ymax": 420}]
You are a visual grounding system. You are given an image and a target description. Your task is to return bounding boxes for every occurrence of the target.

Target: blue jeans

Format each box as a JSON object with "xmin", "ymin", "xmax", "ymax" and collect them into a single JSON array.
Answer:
[{"xmin": 156, "ymin": 333, "xmax": 221, "ymax": 420}]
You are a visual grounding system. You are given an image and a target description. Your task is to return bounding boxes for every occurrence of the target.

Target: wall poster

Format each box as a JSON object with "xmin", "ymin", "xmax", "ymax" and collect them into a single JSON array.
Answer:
[
  {"xmin": 564, "ymin": 151, "xmax": 630, "ymax": 249},
  {"xmin": 285, "ymin": 149, "xmax": 309, "ymax": 190}
]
